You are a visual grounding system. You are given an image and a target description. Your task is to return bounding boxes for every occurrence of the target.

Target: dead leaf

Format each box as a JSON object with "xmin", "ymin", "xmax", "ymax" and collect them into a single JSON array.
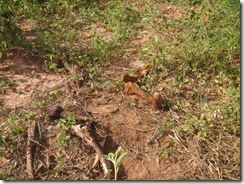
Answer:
[
  {"xmin": 122, "ymin": 62, "xmax": 166, "ymax": 109},
  {"xmin": 123, "ymin": 82, "xmax": 149, "ymax": 99},
  {"xmin": 124, "ymin": 82, "xmax": 165, "ymax": 109},
  {"xmin": 122, "ymin": 62, "xmax": 152, "ymax": 82}
]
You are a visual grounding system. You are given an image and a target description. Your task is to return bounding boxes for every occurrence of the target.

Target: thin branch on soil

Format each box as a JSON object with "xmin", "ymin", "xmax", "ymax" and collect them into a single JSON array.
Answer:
[
  {"xmin": 69, "ymin": 125, "xmax": 112, "ymax": 178},
  {"xmin": 147, "ymin": 126, "xmax": 160, "ymax": 145},
  {"xmin": 27, "ymin": 121, "xmax": 36, "ymax": 179},
  {"xmin": 29, "ymin": 138, "xmax": 51, "ymax": 152}
]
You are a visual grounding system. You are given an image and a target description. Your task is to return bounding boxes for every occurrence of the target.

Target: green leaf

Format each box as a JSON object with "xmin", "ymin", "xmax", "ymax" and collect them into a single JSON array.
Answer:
[
  {"xmin": 152, "ymin": 35, "xmax": 158, "ymax": 43},
  {"xmin": 57, "ymin": 133, "xmax": 63, "ymax": 140},
  {"xmin": 182, "ymin": 124, "xmax": 190, "ymax": 132},
  {"xmin": 115, "ymin": 152, "xmax": 127, "ymax": 169},
  {"xmin": 0, "ymin": 151, "xmax": 6, "ymax": 158},
  {"xmin": 114, "ymin": 146, "xmax": 122, "ymax": 157},
  {"xmin": 163, "ymin": 151, "xmax": 169, "ymax": 159},
  {"xmin": 190, "ymin": 10, "xmax": 196, "ymax": 19},
  {"xmin": 158, "ymin": 126, "xmax": 165, "ymax": 132},
  {"xmin": 99, "ymin": 154, "xmax": 112, "ymax": 161},
  {"xmin": 1, "ymin": 3, "xmax": 8, "ymax": 14},
  {"xmin": 166, "ymin": 120, "xmax": 172, "ymax": 128}
]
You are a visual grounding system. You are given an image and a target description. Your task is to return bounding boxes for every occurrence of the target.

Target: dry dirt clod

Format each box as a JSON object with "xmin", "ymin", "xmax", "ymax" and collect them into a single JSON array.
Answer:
[{"xmin": 48, "ymin": 105, "xmax": 65, "ymax": 120}]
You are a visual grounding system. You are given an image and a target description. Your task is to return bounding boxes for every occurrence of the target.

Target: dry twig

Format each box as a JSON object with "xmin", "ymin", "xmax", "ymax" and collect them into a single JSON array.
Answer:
[{"xmin": 27, "ymin": 121, "xmax": 36, "ymax": 179}]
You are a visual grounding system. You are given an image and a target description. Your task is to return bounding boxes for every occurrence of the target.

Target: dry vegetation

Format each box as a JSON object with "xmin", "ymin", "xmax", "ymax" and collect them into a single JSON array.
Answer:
[{"xmin": 0, "ymin": 0, "xmax": 240, "ymax": 180}]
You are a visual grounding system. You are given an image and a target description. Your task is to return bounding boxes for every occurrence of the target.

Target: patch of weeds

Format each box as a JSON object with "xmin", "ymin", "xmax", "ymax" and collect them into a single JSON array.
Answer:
[
  {"xmin": 158, "ymin": 147, "xmax": 169, "ymax": 159},
  {"xmin": 103, "ymin": 1, "xmax": 141, "ymax": 34},
  {"xmin": 96, "ymin": 80, "xmax": 123, "ymax": 93},
  {"xmin": 45, "ymin": 90, "xmax": 61, "ymax": 101},
  {"xmin": 0, "ymin": 172, "xmax": 8, "ymax": 180},
  {"xmin": 174, "ymin": 63, "xmax": 190, "ymax": 90},
  {"xmin": 6, "ymin": 113, "xmax": 25, "ymax": 137},
  {"xmin": 0, "ymin": 125, "xmax": 7, "ymax": 148},
  {"xmin": 55, "ymin": 114, "xmax": 76, "ymax": 147},
  {"xmin": 0, "ymin": 77, "xmax": 14, "ymax": 94},
  {"xmin": 0, "ymin": 77, "xmax": 13, "ymax": 87},
  {"xmin": 56, "ymin": 133, "xmax": 71, "ymax": 148},
  {"xmin": 21, "ymin": 112, "xmax": 37, "ymax": 122},
  {"xmin": 30, "ymin": 99, "xmax": 45, "ymax": 108},
  {"xmin": 158, "ymin": 120, "xmax": 173, "ymax": 132},
  {"xmin": 0, "ymin": 101, "xmax": 9, "ymax": 117},
  {"xmin": 109, "ymin": 80, "xmax": 123, "ymax": 93},
  {"xmin": 91, "ymin": 35, "xmax": 112, "ymax": 63}
]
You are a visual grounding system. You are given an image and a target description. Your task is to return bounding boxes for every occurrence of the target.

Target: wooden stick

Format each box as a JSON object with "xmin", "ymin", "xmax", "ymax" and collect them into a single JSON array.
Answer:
[
  {"xmin": 69, "ymin": 125, "xmax": 112, "ymax": 177},
  {"xmin": 27, "ymin": 121, "xmax": 36, "ymax": 179}
]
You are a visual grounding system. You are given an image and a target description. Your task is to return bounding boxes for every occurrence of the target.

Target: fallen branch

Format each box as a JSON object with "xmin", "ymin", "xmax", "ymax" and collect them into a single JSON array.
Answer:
[
  {"xmin": 69, "ymin": 125, "xmax": 112, "ymax": 177},
  {"xmin": 27, "ymin": 121, "xmax": 36, "ymax": 179}
]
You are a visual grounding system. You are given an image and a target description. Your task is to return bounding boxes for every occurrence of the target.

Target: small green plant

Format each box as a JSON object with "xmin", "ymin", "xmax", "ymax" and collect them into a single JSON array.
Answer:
[
  {"xmin": 57, "ymin": 133, "xmax": 71, "ymax": 148},
  {"xmin": 0, "ymin": 77, "xmax": 13, "ymax": 87},
  {"xmin": 158, "ymin": 147, "xmax": 169, "ymax": 159},
  {"xmin": 7, "ymin": 114, "xmax": 25, "ymax": 137},
  {"xmin": 45, "ymin": 90, "xmax": 61, "ymax": 100},
  {"xmin": 100, "ymin": 146, "xmax": 127, "ymax": 180},
  {"xmin": 56, "ymin": 114, "xmax": 76, "ymax": 147},
  {"xmin": 0, "ymin": 125, "xmax": 7, "ymax": 148}
]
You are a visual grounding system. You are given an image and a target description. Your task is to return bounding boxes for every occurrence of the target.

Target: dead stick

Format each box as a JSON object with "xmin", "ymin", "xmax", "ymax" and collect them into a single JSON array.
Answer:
[
  {"xmin": 69, "ymin": 125, "xmax": 112, "ymax": 177},
  {"xmin": 27, "ymin": 121, "xmax": 36, "ymax": 179}
]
